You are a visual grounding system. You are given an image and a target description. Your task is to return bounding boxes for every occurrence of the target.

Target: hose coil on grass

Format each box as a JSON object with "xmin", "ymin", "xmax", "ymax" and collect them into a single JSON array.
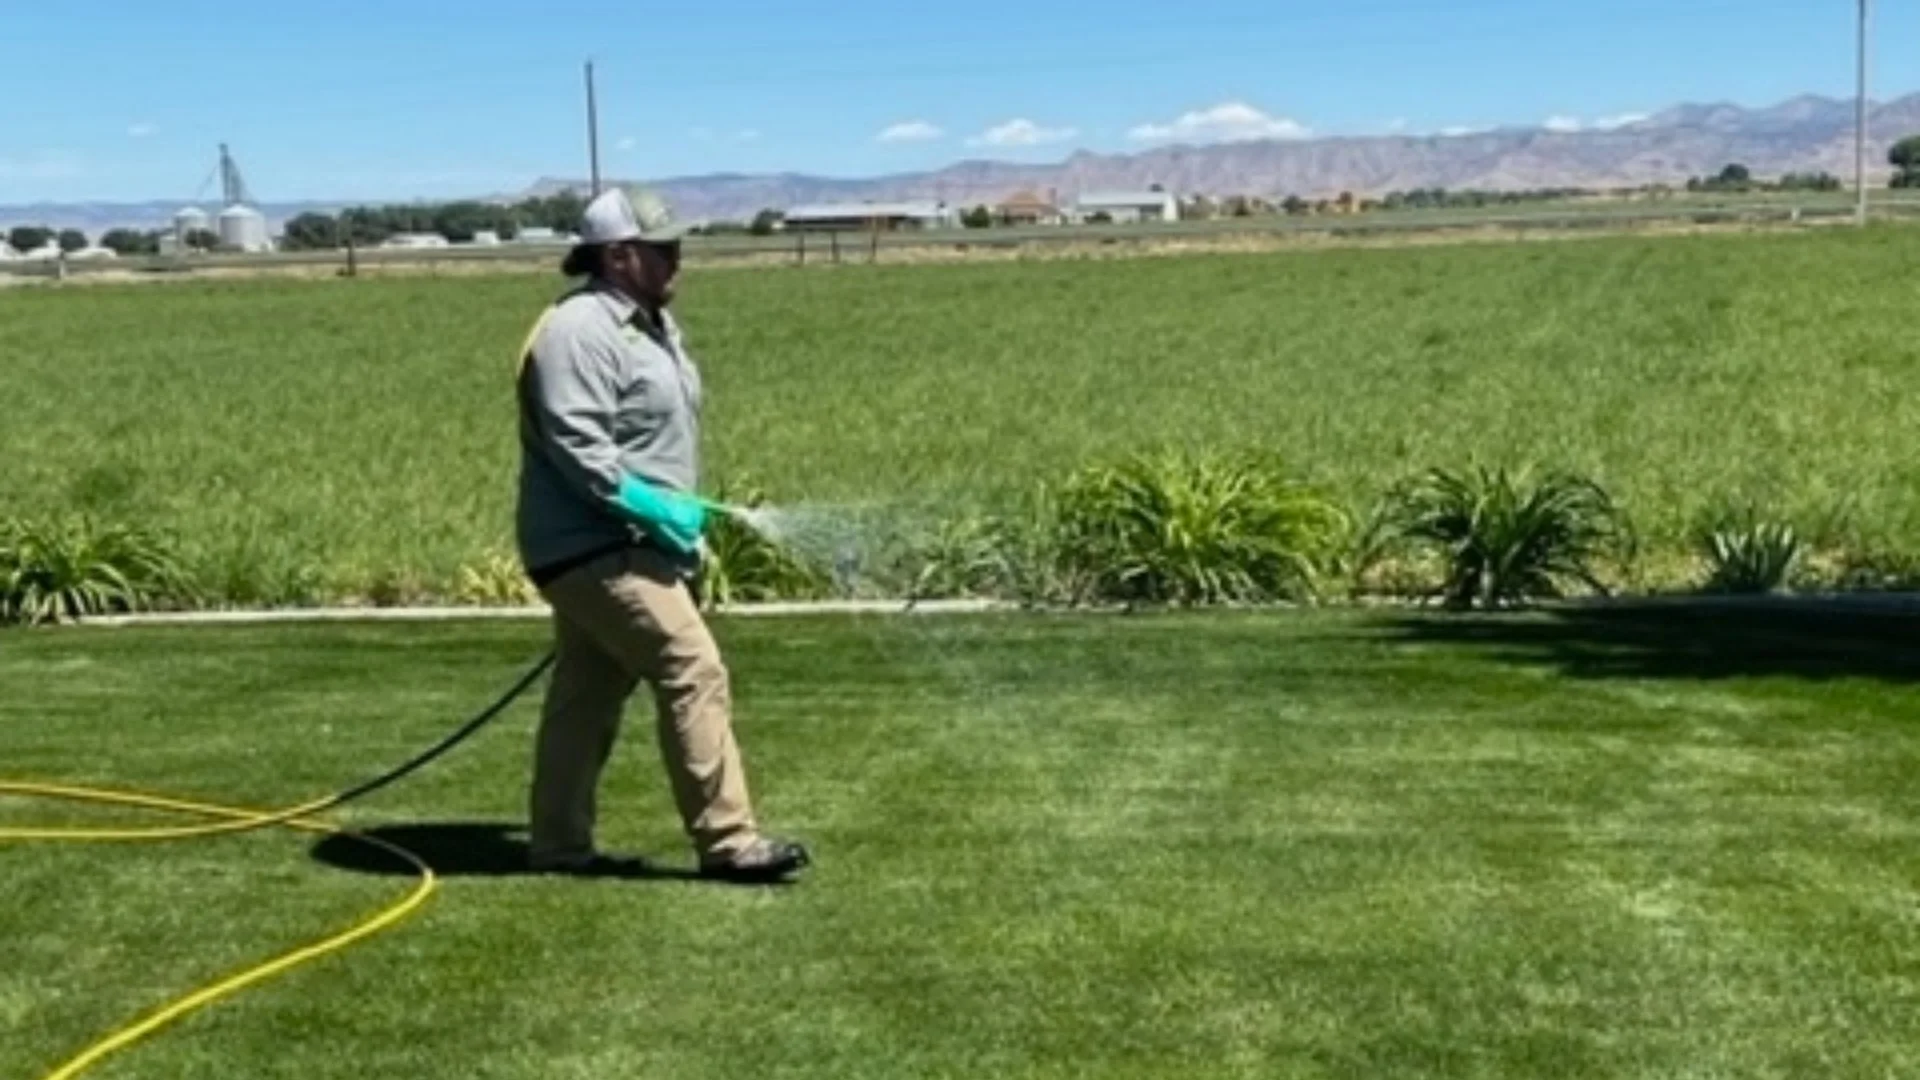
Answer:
[{"xmin": 0, "ymin": 651, "xmax": 554, "ymax": 1080}]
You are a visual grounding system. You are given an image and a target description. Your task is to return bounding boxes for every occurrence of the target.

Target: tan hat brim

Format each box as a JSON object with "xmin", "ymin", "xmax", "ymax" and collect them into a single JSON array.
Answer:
[{"xmin": 637, "ymin": 222, "xmax": 690, "ymax": 244}]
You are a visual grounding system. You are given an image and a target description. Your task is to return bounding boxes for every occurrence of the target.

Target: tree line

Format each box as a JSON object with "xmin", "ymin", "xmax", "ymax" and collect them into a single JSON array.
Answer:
[
  {"xmin": 7, "ymin": 227, "xmax": 88, "ymax": 254},
  {"xmin": 8, "ymin": 224, "xmax": 221, "ymax": 256},
  {"xmin": 943, "ymin": 164, "xmax": 1875, "ymax": 228},
  {"xmin": 1888, "ymin": 136, "xmax": 1920, "ymax": 188},
  {"xmin": 10, "ymin": 141, "xmax": 1920, "ymax": 259},
  {"xmin": 278, "ymin": 192, "xmax": 591, "ymax": 250},
  {"xmin": 1684, "ymin": 163, "xmax": 1844, "ymax": 193}
]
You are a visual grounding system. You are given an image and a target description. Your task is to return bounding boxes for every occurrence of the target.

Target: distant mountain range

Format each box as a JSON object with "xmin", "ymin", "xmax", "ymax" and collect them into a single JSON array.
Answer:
[
  {"xmin": 580, "ymin": 93, "xmax": 1920, "ymax": 222},
  {"xmin": 8, "ymin": 92, "xmax": 1919, "ymax": 235}
]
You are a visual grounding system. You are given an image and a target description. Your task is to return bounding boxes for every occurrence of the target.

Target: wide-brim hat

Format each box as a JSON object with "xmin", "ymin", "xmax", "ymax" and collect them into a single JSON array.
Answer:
[{"xmin": 562, "ymin": 186, "xmax": 689, "ymax": 275}]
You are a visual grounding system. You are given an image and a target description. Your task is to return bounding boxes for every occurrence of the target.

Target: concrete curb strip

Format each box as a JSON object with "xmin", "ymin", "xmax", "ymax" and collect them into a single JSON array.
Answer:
[
  {"xmin": 57, "ymin": 591, "xmax": 1920, "ymax": 628},
  {"xmin": 75, "ymin": 598, "xmax": 1022, "ymax": 627}
]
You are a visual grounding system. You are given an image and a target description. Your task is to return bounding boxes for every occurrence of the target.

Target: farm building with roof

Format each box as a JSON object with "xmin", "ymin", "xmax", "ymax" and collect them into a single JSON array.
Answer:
[
  {"xmin": 1072, "ymin": 190, "xmax": 1180, "ymax": 224},
  {"xmin": 996, "ymin": 190, "xmax": 1064, "ymax": 225},
  {"xmin": 781, "ymin": 201, "xmax": 959, "ymax": 231}
]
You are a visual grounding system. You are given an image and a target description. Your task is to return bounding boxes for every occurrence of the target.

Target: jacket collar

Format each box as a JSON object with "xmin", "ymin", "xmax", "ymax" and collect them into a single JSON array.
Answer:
[
  {"xmin": 587, "ymin": 277, "xmax": 638, "ymax": 322},
  {"xmin": 588, "ymin": 277, "xmax": 673, "ymax": 341}
]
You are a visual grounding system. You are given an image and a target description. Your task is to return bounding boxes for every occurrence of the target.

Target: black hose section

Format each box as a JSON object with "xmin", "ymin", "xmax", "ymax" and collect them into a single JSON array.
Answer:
[{"xmin": 319, "ymin": 651, "xmax": 556, "ymax": 812}]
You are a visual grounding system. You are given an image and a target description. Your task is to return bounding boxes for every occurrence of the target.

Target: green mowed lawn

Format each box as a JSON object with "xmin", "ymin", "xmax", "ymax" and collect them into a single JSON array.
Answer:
[{"xmin": 4, "ymin": 606, "xmax": 1920, "ymax": 1078}]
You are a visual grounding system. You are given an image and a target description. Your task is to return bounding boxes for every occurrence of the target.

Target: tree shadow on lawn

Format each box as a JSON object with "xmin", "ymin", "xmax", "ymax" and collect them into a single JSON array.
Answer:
[
  {"xmin": 308, "ymin": 821, "xmax": 708, "ymax": 883},
  {"xmin": 1369, "ymin": 596, "xmax": 1920, "ymax": 685}
]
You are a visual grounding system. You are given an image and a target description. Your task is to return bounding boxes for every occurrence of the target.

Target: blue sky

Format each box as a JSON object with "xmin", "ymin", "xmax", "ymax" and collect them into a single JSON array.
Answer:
[{"xmin": 2, "ymin": 0, "xmax": 1913, "ymax": 204}]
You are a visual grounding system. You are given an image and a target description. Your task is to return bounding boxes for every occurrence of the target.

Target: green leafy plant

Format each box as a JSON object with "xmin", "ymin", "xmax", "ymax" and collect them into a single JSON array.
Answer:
[
  {"xmin": 0, "ymin": 515, "xmax": 194, "ymax": 626},
  {"xmin": 986, "ymin": 489, "xmax": 1108, "ymax": 608},
  {"xmin": 1696, "ymin": 510, "xmax": 1801, "ymax": 595},
  {"xmin": 1047, "ymin": 448, "xmax": 1351, "ymax": 607},
  {"xmin": 453, "ymin": 551, "xmax": 539, "ymax": 606},
  {"xmin": 1369, "ymin": 464, "xmax": 1629, "ymax": 610},
  {"xmin": 694, "ymin": 476, "xmax": 833, "ymax": 608},
  {"xmin": 1347, "ymin": 502, "xmax": 1447, "ymax": 603},
  {"xmin": 890, "ymin": 512, "xmax": 1019, "ymax": 602},
  {"xmin": 860, "ymin": 493, "xmax": 1079, "ymax": 609}
]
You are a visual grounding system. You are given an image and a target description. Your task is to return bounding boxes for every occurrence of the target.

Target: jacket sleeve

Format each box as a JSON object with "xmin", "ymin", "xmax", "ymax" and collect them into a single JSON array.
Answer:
[
  {"xmin": 520, "ymin": 316, "xmax": 631, "ymax": 520},
  {"xmin": 518, "ymin": 317, "xmax": 707, "ymax": 551}
]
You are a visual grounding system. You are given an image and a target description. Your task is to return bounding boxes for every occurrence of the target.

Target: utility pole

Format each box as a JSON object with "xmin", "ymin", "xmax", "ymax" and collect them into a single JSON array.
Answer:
[
  {"xmin": 1856, "ymin": 0, "xmax": 1871, "ymax": 226},
  {"xmin": 585, "ymin": 59, "xmax": 602, "ymax": 196}
]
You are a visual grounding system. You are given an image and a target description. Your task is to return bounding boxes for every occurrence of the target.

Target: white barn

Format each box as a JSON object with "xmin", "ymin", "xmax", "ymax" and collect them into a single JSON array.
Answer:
[
  {"xmin": 1073, "ymin": 190, "xmax": 1180, "ymax": 224},
  {"xmin": 382, "ymin": 232, "xmax": 451, "ymax": 249},
  {"xmin": 782, "ymin": 201, "xmax": 958, "ymax": 232}
]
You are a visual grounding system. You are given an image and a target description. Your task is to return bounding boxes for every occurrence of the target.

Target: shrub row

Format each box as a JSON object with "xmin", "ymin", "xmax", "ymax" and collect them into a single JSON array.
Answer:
[{"xmin": 5, "ymin": 450, "xmax": 1917, "ymax": 627}]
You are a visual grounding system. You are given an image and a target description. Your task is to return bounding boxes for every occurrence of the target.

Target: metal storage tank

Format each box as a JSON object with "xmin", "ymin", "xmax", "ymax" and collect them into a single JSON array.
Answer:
[
  {"xmin": 173, "ymin": 206, "xmax": 210, "ymax": 249},
  {"xmin": 217, "ymin": 204, "xmax": 269, "ymax": 252}
]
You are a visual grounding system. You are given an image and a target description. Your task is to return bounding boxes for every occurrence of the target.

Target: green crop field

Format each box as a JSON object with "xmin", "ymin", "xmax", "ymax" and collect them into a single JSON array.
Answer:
[{"xmin": 4, "ymin": 224, "xmax": 1920, "ymax": 607}]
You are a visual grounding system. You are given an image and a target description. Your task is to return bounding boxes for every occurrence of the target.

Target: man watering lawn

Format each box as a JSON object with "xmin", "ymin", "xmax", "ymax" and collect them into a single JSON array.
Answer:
[{"xmin": 513, "ymin": 186, "xmax": 809, "ymax": 883}]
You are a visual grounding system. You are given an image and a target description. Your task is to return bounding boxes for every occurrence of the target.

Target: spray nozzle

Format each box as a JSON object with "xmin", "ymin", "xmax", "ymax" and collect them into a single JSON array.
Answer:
[{"xmin": 694, "ymin": 497, "xmax": 758, "ymax": 525}]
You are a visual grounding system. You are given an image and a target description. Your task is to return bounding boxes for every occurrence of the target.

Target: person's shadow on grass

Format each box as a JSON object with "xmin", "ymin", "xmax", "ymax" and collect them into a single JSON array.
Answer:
[
  {"xmin": 308, "ymin": 822, "xmax": 708, "ymax": 883},
  {"xmin": 1370, "ymin": 597, "xmax": 1920, "ymax": 685}
]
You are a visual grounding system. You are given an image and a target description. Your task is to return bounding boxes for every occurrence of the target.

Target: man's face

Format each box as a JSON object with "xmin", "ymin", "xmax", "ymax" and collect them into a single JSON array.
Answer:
[{"xmin": 606, "ymin": 240, "xmax": 680, "ymax": 309}]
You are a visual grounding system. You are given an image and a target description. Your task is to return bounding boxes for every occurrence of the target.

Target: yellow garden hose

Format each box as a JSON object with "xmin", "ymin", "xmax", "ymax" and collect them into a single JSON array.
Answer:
[
  {"xmin": 0, "ymin": 651, "xmax": 555, "ymax": 1080},
  {"xmin": 0, "ymin": 783, "xmax": 432, "ymax": 1080}
]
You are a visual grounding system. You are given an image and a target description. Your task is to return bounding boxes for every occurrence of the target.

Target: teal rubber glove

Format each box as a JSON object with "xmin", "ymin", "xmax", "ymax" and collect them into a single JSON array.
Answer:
[{"xmin": 616, "ymin": 474, "xmax": 709, "ymax": 556}]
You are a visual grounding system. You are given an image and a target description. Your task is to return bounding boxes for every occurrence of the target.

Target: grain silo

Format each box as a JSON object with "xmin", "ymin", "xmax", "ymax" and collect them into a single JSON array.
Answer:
[
  {"xmin": 210, "ymin": 143, "xmax": 272, "ymax": 252},
  {"xmin": 218, "ymin": 204, "xmax": 270, "ymax": 252},
  {"xmin": 173, "ymin": 206, "xmax": 209, "ymax": 239}
]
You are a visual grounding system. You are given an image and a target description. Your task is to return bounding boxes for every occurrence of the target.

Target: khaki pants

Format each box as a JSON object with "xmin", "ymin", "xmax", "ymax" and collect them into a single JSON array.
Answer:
[{"xmin": 528, "ymin": 544, "xmax": 758, "ymax": 866}]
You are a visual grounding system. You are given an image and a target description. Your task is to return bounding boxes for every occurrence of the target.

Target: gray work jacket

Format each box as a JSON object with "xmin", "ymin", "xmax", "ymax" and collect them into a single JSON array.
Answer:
[{"xmin": 514, "ymin": 280, "xmax": 705, "ymax": 583}]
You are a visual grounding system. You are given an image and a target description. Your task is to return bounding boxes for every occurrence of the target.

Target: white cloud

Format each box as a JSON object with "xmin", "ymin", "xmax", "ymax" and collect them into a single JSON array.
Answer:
[
  {"xmin": 616, "ymin": 136, "xmax": 638, "ymax": 152},
  {"xmin": 1437, "ymin": 125, "xmax": 1485, "ymax": 137},
  {"xmin": 1128, "ymin": 101, "xmax": 1310, "ymax": 143},
  {"xmin": 1536, "ymin": 112, "xmax": 1647, "ymax": 134},
  {"xmin": 1386, "ymin": 118, "xmax": 1409, "ymax": 134},
  {"xmin": 735, "ymin": 129, "xmax": 761, "ymax": 142},
  {"xmin": 1594, "ymin": 112, "xmax": 1649, "ymax": 130},
  {"xmin": 968, "ymin": 118, "xmax": 1078, "ymax": 147},
  {"xmin": 877, "ymin": 120, "xmax": 944, "ymax": 143},
  {"xmin": 127, "ymin": 123, "xmax": 158, "ymax": 138}
]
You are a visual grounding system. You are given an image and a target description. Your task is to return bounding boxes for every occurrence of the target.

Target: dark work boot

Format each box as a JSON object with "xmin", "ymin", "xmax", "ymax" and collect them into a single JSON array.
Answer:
[{"xmin": 699, "ymin": 837, "xmax": 811, "ymax": 884}]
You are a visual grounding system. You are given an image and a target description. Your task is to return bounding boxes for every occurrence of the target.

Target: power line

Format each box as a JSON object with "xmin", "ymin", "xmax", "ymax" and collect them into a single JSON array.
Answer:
[
  {"xmin": 1857, "ymin": 0, "xmax": 1871, "ymax": 226},
  {"xmin": 585, "ymin": 59, "xmax": 602, "ymax": 197}
]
